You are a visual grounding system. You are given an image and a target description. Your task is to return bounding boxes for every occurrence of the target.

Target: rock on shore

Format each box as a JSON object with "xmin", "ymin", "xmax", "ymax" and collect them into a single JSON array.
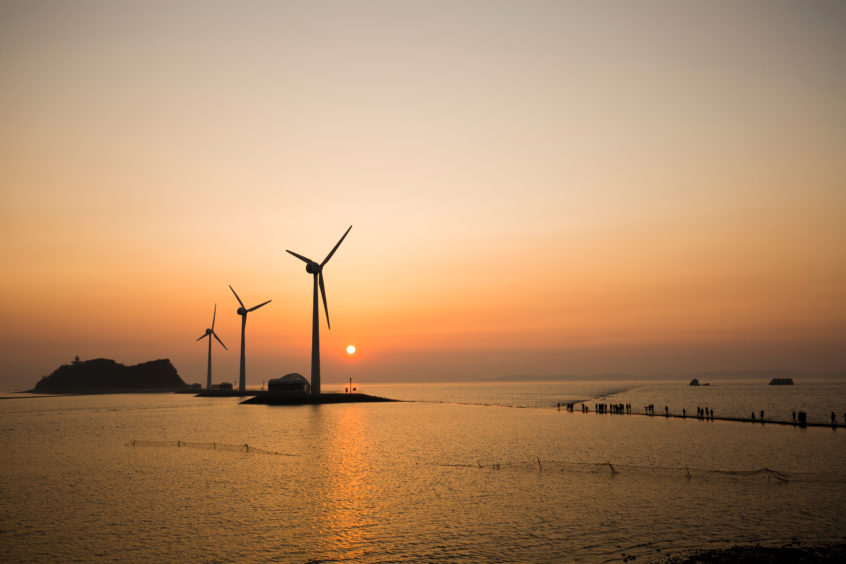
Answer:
[{"xmin": 659, "ymin": 543, "xmax": 846, "ymax": 563}]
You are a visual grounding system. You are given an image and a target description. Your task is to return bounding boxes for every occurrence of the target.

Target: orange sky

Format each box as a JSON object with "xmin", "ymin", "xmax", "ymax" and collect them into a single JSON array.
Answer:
[{"xmin": 1, "ymin": 1, "xmax": 845, "ymax": 390}]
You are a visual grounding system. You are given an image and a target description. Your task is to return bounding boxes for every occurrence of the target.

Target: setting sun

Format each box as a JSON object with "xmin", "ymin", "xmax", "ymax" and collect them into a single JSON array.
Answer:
[{"xmin": 346, "ymin": 345, "xmax": 356, "ymax": 355}]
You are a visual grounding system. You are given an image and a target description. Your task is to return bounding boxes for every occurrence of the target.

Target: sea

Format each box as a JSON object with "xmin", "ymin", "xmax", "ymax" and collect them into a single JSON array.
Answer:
[{"xmin": 1, "ymin": 379, "xmax": 845, "ymax": 562}]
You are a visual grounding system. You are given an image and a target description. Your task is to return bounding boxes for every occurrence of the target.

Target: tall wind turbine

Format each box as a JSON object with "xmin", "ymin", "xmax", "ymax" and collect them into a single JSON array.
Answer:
[
  {"xmin": 286, "ymin": 225, "xmax": 352, "ymax": 395},
  {"xmin": 196, "ymin": 304, "xmax": 227, "ymax": 390},
  {"xmin": 229, "ymin": 285, "xmax": 271, "ymax": 393}
]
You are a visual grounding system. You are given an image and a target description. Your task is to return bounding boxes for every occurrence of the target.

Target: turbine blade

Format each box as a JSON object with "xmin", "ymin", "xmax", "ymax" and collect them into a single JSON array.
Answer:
[
  {"xmin": 213, "ymin": 331, "xmax": 228, "ymax": 350},
  {"xmin": 212, "ymin": 303, "xmax": 217, "ymax": 330},
  {"xmin": 319, "ymin": 271, "xmax": 330, "ymax": 330},
  {"xmin": 248, "ymin": 299, "xmax": 272, "ymax": 312},
  {"xmin": 321, "ymin": 225, "xmax": 352, "ymax": 267},
  {"xmin": 286, "ymin": 250, "xmax": 313, "ymax": 264},
  {"xmin": 197, "ymin": 333, "xmax": 208, "ymax": 341},
  {"xmin": 229, "ymin": 285, "xmax": 245, "ymax": 309}
]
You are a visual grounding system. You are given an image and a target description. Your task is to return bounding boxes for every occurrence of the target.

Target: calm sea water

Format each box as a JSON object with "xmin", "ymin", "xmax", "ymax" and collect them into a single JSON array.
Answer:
[{"xmin": 1, "ymin": 381, "xmax": 845, "ymax": 562}]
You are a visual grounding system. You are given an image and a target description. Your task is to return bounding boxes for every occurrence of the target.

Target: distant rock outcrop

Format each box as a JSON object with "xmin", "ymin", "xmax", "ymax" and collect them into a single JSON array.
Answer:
[
  {"xmin": 32, "ymin": 358, "xmax": 186, "ymax": 393},
  {"xmin": 769, "ymin": 377, "xmax": 794, "ymax": 386}
]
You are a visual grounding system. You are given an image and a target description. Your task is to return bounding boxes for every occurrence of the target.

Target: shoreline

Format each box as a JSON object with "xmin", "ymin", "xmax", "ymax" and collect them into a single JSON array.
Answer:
[
  {"xmin": 656, "ymin": 542, "xmax": 846, "ymax": 563},
  {"xmin": 566, "ymin": 407, "xmax": 846, "ymax": 429},
  {"xmin": 4, "ymin": 389, "xmax": 398, "ymax": 405},
  {"xmin": 7, "ymin": 387, "xmax": 191, "ymax": 397}
]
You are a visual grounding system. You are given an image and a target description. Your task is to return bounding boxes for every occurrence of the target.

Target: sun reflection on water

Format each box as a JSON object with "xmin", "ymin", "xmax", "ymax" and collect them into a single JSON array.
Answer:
[{"xmin": 316, "ymin": 406, "xmax": 376, "ymax": 560}]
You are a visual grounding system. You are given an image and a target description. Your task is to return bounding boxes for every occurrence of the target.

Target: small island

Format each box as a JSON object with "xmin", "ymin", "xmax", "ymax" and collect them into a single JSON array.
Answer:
[
  {"xmin": 769, "ymin": 377, "xmax": 794, "ymax": 386},
  {"xmin": 31, "ymin": 357, "xmax": 188, "ymax": 394},
  {"xmin": 192, "ymin": 373, "xmax": 398, "ymax": 404},
  {"xmin": 236, "ymin": 373, "xmax": 397, "ymax": 404},
  {"xmin": 689, "ymin": 378, "xmax": 709, "ymax": 386},
  {"xmin": 241, "ymin": 392, "xmax": 397, "ymax": 405}
]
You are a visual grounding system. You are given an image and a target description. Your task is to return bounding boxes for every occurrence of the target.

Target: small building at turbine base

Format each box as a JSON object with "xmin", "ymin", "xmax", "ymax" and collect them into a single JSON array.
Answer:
[{"xmin": 268, "ymin": 373, "xmax": 311, "ymax": 395}]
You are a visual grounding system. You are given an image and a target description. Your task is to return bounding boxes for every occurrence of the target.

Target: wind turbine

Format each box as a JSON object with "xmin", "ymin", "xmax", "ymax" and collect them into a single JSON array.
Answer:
[
  {"xmin": 196, "ymin": 304, "xmax": 227, "ymax": 390},
  {"xmin": 286, "ymin": 225, "xmax": 352, "ymax": 395},
  {"xmin": 229, "ymin": 285, "xmax": 271, "ymax": 393}
]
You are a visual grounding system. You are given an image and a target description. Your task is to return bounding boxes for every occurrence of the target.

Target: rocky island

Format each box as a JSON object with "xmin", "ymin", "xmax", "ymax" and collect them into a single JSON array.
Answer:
[
  {"xmin": 32, "ymin": 357, "xmax": 187, "ymax": 393},
  {"xmin": 769, "ymin": 377, "xmax": 794, "ymax": 385}
]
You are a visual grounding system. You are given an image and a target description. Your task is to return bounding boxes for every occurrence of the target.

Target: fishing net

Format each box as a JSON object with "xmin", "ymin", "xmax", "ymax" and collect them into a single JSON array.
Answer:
[
  {"xmin": 125, "ymin": 439, "xmax": 294, "ymax": 456},
  {"xmin": 438, "ymin": 459, "xmax": 821, "ymax": 483}
]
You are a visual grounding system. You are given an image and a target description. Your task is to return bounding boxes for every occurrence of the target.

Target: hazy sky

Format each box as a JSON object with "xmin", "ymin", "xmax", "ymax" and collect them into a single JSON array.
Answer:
[{"xmin": 2, "ymin": 0, "xmax": 845, "ymax": 390}]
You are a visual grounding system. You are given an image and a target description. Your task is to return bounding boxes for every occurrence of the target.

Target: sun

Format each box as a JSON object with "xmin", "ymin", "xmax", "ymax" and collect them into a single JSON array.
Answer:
[{"xmin": 346, "ymin": 345, "xmax": 356, "ymax": 355}]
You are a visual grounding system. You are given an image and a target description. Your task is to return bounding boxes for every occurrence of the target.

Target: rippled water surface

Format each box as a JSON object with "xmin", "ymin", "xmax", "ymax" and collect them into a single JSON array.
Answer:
[{"xmin": 1, "ymin": 382, "xmax": 845, "ymax": 562}]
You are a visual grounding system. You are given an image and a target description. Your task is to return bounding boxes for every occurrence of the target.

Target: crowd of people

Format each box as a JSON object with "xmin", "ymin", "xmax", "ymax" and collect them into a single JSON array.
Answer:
[
  {"xmin": 559, "ymin": 402, "xmax": 843, "ymax": 428},
  {"xmin": 592, "ymin": 402, "xmax": 631, "ymax": 414}
]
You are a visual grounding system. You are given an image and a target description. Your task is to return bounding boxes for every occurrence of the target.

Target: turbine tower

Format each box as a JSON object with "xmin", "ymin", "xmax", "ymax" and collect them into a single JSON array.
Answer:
[
  {"xmin": 286, "ymin": 225, "xmax": 352, "ymax": 395},
  {"xmin": 196, "ymin": 304, "xmax": 227, "ymax": 390},
  {"xmin": 229, "ymin": 285, "xmax": 271, "ymax": 393}
]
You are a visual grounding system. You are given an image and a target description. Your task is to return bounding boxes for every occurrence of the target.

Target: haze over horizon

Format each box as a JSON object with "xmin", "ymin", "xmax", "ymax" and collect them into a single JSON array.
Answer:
[{"xmin": 2, "ymin": 1, "xmax": 845, "ymax": 391}]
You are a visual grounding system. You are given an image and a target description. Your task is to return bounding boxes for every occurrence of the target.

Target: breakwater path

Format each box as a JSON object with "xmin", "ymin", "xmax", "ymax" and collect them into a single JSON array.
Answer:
[{"xmin": 559, "ymin": 402, "xmax": 845, "ymax": 429}]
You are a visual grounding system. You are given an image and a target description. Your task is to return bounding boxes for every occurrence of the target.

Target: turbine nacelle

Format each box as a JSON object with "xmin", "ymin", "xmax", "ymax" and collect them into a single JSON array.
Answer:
[
  {"xmin": 286, "ymin": 225, "xmax": 353, "ymax": 333},
  {"xmin": 285, "ymin": 225, "xmax": 352, "ymax": 396},
  {"xmin": 197, "ymin": 304, "xmax": 227, "ymax": 350},
  {"xmin": 227, "ymin": 285, "xmax": 271, "ymax": 393},
  {"xmin": 229, "ymin": 285, "xmax": 271, "ymax": 316}
]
